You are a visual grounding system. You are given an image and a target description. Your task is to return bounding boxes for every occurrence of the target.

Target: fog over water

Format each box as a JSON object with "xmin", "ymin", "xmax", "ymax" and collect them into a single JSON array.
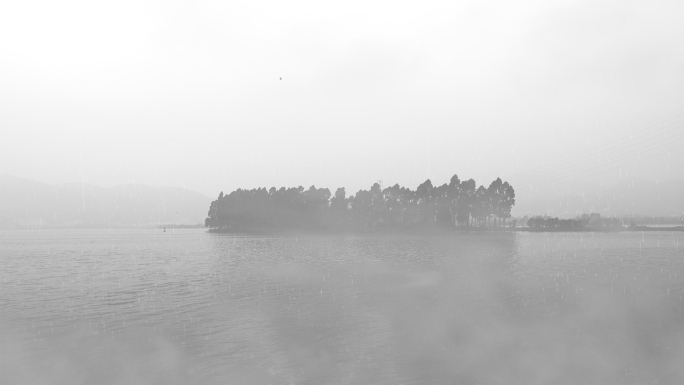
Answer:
[
  {"xmin": 2, "ymin": 229, "xmax": 683, "ymax": 384},
  {"xmin": 2, "ymin": 0, "xmax": 684, "ymax": 384}
]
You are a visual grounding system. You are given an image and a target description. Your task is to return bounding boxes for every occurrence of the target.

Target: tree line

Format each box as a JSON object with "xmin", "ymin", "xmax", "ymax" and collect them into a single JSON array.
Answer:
[
  {"xmin": 205, "ymin": 174, "xmax": 515, "ymax": 231},
  {"xmin": 526, "ymin": 213, "xmax": 623, "ymax": 230}
]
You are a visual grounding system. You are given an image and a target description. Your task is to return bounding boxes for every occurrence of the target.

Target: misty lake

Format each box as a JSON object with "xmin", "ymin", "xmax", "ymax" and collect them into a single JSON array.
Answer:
[{"xmin": 1, "ymin": 229, "xmax": 683, "ymax": 385}]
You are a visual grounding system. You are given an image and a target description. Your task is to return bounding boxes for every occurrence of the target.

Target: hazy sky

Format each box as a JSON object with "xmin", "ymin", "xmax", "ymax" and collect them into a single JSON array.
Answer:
[{"xmin": 1, "ymin": 0, "xmax": 683, "ymax": 198}]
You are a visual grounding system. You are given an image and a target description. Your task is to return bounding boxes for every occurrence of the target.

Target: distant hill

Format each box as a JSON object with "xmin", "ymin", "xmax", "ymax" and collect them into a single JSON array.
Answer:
[
  {"xmin": 0, "ymin": 174, "xmax": 213, "ymax": 228},
  {"xmin": 513, "ymin": 177, "xmax": 684, "ymax": 218}
]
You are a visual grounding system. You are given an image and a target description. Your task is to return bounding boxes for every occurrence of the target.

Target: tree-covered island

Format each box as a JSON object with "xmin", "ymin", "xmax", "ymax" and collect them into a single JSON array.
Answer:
[{"xmin": 205, "ymin": 174, "xmax": 515, "ymax": 232}]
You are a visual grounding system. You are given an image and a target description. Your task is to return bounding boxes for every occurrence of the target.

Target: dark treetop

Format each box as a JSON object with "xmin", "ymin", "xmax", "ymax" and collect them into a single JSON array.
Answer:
[{"xmin": 205, "ymin": 174, "xmax": 515, "ymax": 232}]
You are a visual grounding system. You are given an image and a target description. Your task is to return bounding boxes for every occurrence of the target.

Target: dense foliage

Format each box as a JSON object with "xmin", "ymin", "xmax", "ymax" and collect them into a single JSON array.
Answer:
[
  {"xmin": 526, "ymin": 213, "xmax": 623, "ymax": 230},
  {"xmin": 205, "ymin": 174, "xmax": 515, "ymax": 231}
]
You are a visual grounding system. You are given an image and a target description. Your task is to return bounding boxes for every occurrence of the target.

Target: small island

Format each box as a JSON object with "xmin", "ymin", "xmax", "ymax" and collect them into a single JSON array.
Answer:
[
  {"xmin": 205, "ymin": 174, "xmax": 682, "ymax": 233},
  {"xmin": 205, "ymin": 174, "xmax": 515, "ymax": 233},
  {"xmin": 520, "ymin": 214, "xmax": 683, "ymax": 232}
]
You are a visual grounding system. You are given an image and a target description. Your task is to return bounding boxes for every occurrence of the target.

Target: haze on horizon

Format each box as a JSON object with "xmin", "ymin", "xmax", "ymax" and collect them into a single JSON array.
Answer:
[{"xmin": 1, "ymin": 0, "xmax": 683, "ymax": 201}]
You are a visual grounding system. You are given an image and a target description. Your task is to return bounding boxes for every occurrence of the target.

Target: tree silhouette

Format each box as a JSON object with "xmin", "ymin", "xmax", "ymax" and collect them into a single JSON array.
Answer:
[
  {"xmin": 204, "ymin": 173, "xmax": 516, "ymax": 232},
  {"xmin": 526, "ymin": 213, "xmax": 622, "ymax": 230}
]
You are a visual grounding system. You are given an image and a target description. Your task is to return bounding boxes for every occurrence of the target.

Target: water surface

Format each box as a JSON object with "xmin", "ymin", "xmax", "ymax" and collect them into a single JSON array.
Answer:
[{"xmin": 1, "ymin": 229, "xmax": 683, "ymax": 384}]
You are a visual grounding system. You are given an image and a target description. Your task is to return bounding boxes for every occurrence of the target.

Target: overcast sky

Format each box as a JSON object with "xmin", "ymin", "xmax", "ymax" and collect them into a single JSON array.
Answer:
[{"xmin": 1, "ymin": 0, "xmax": 683, "ymax": 198}]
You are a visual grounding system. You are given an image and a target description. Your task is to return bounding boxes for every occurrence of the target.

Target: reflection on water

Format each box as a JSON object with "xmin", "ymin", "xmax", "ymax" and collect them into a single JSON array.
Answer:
[{"xmin": 1, "ymin": 229, "xmax": 683, "ymax": 384}]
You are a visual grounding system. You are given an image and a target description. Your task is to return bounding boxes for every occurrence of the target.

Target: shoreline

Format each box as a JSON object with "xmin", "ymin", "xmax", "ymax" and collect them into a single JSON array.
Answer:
[
  {"xmin": 2, "ymin": 225, "xmax": 679, "ymax": 233},
  {"xmin": 207, "ymin": 225, "xmax": 683, "ymax": 235}
]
